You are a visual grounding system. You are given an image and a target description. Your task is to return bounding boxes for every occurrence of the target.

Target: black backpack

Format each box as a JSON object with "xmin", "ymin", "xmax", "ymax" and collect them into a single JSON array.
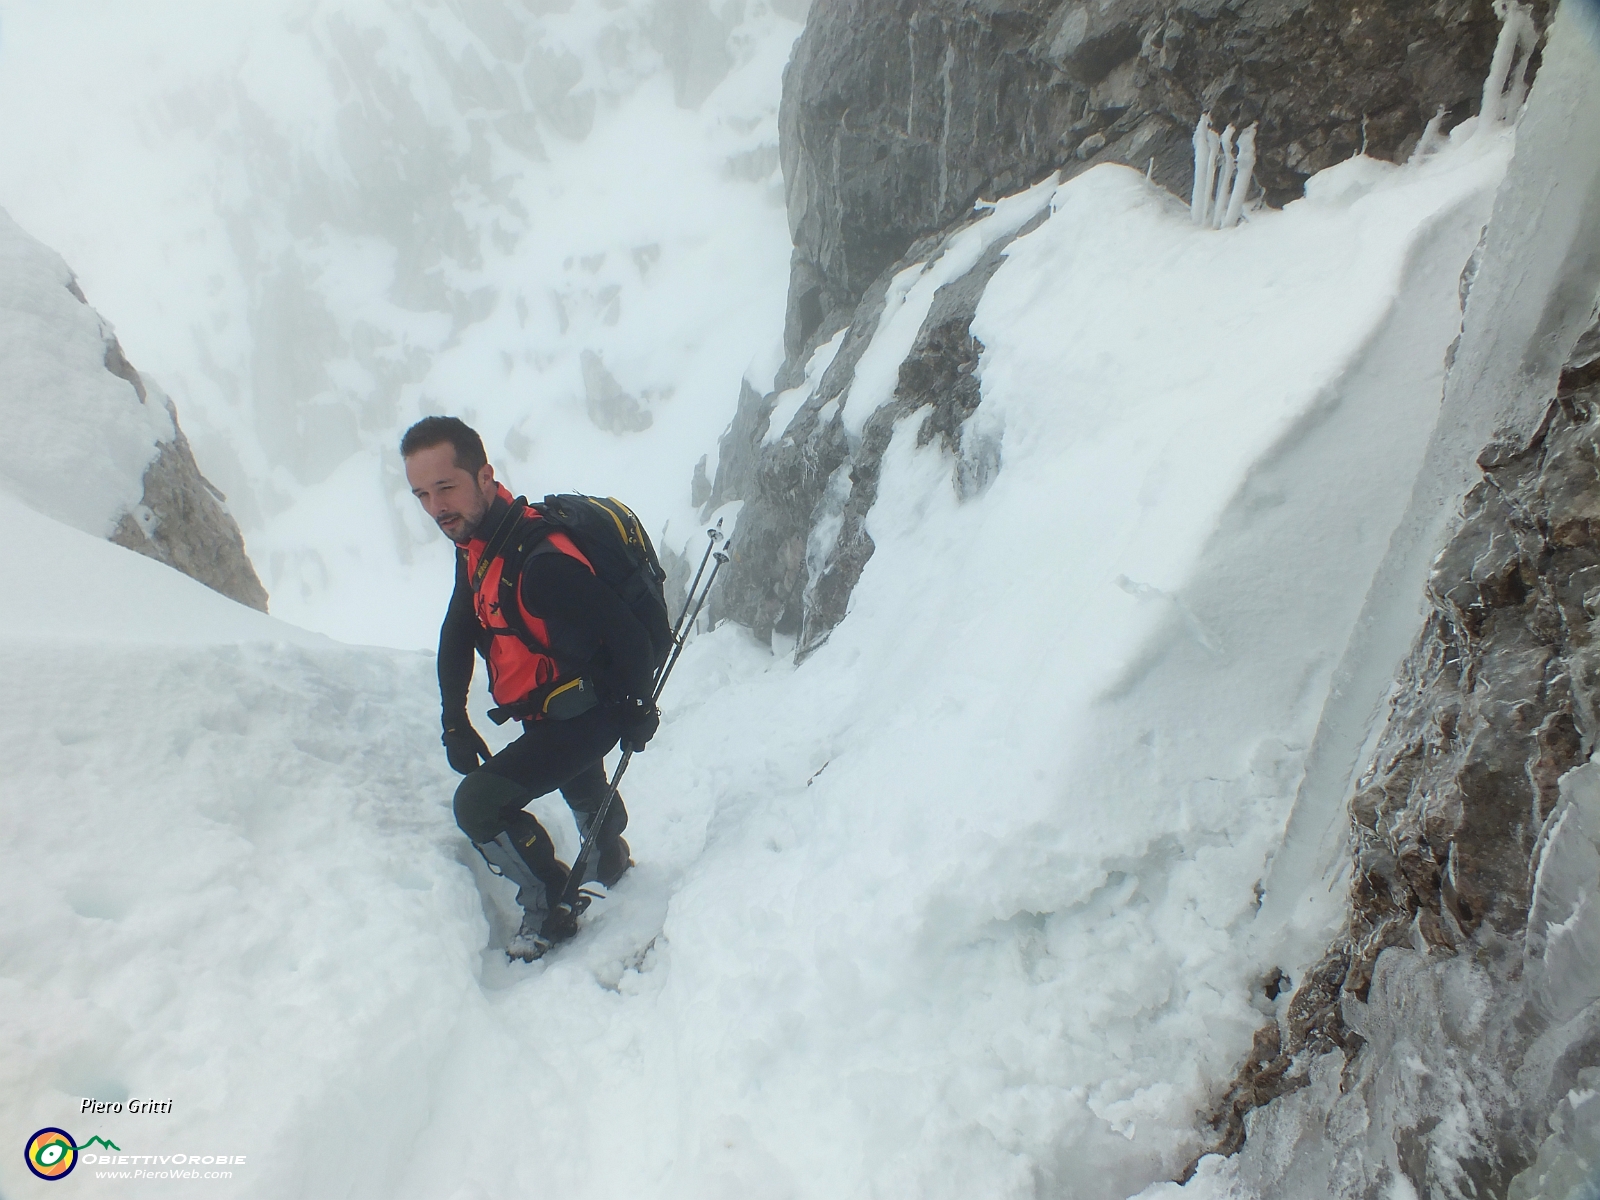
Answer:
[{"xmin": 504, "ymin": 493, "xmax": 673, "ymax": 674}]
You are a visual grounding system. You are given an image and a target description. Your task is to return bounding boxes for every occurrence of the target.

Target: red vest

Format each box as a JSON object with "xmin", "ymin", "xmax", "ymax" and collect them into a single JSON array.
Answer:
[{"xmin": 463, "ymin": 487, "xmax": 593, "ymax": 708}]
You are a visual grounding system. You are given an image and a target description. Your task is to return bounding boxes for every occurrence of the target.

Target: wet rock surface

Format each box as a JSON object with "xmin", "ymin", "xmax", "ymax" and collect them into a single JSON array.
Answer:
[
  {"xmin": 1194, "ymin": 315, "xmax": 1600, "ymax": 1196},
  {"xmin": 707, "ymin": 266, "xmax": 894, "ymax": 645}
]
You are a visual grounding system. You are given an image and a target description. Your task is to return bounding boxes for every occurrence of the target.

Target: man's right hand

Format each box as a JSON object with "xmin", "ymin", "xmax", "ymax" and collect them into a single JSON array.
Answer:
[
  {"xmin": 442, "ymin": 716, "xmax": 492, "ymax": 775},
  {"xmin": 617, "ymin": 696, "xmax": 660, "ymax": 754}
]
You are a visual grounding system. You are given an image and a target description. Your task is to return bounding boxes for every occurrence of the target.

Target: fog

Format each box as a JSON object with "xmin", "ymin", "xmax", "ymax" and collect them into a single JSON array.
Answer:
[{"xmin": 0, "ymin": 0, "xmax": 801, "ymax": 645}]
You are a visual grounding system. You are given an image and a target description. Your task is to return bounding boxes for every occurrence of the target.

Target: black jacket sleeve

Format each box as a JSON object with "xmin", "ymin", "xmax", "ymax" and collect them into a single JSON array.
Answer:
[
  {"xmin": 519, "ymin": 553, "xmax": 656, "ymax": 703},
  {"xmin": 438, "ymin": 549, "xmax": 478, "ymax": 723}
]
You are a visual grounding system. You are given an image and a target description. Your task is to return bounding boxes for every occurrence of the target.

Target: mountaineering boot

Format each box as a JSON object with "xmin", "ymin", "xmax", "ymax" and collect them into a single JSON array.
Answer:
[
  {"xmin": 507, "ymin": 904, "xmax": 580, "ymax": 962},
  {"xmin": 506, "ymin": 907, "xmax": 553, "ymax": 962},
  {"xmin": 573, "ymin": 808, "xmax": 632, "ymax": 887},
  {"xmin": 597, "ymin": 834, "xmax": 632, "ymax": 889},
  {"xmin": 508, "ymin": 887, "xmax": 580, "ymax": 963},
  {"xmin": 474, "ymin": 809, "xmax": 576, "ymax": 961},
  {"xmin": 563, "ymin": 780, "xmax": 633, "ymax": 888},
  {"xmin": 540, "ymin": 903, "xmax": 580, "ymax": 943},
  {"xmin": 477, "ymin": 834, "xmax": 553, "ymax": 961}
]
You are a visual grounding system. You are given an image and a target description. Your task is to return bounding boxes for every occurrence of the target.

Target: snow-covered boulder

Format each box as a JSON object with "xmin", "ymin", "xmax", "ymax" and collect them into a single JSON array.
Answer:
[{"xmin": 0, "ymin": 206, "xmax": 266, "ymax": 609}]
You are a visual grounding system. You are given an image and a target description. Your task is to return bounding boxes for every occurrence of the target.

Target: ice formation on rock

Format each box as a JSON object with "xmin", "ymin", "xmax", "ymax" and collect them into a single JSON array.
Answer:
[
  {"xmin": 1168, "ymin": 4, "xmax": 1600, "ymax": 1195},
  {"xmin": 1190, "ymin": 116, "xmax": 1256, "ymax": 230}
]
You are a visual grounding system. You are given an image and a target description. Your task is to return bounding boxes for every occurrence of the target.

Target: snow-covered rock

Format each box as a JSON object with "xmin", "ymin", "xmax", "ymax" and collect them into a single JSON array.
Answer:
[
  {"xmin": 0, "ymin": 206, "xmax": 266, "ymax": 609},
  {"xmin": 5, "ymin": 4, "xmax": 1600, "ymax": 1199},
  {"xmin": 678, "ymin": 120, "xmax": 1510, "ymax": 1194}
]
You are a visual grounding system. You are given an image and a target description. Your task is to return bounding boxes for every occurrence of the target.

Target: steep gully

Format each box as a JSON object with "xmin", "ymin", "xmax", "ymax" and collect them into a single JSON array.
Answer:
[{"xmin": 700, "ymin": 0, "xmax": 1600, "ymax": 1191}]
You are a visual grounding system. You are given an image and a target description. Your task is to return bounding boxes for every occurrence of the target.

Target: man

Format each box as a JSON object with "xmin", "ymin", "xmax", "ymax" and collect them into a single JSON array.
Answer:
[{"xmin": 401, "ymin": 415, "xmax": 660, "ymax": 960}]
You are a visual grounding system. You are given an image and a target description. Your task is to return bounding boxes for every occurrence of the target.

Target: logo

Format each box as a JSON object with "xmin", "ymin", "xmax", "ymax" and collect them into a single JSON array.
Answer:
[
  {"xmin": 25, "ymin": 1128, "xmax": 78, "ymax": 1180},
  {"xmin": 23, "ymin": 1131, "xmax": 121, "ymax": 1180}
]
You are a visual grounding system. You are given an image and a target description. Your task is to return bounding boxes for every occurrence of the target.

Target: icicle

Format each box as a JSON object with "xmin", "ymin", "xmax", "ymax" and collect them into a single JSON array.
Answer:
[
  {"xmin": 1481, "ymin": 0, "xmax": 1538, "ymax": 128},
  {"xmin": 1190, "ymin": 114, "xmax": 1214, "ymax": 224},
  {"xmin": 1481, "ymin": 4, "xmax": 1518, "ymax": 125},
  {"xmin": 1212, "ymin": 125, "xmax": 1237, "ymax": 229},
  {"xmin": 1222, "ymin": 124, "xmax": 1256, "ymax": 228},
  {"xmin": 1410, "ymin": 106, "xmax": 1448, "ymax": 163},
  {"xmin": 1201, "ymin": 125, "xmax": 1223, "ymax": 226},
  {"xmin": 1503, "ymin": 4, "xmax": 1538, "ymax": 116}
]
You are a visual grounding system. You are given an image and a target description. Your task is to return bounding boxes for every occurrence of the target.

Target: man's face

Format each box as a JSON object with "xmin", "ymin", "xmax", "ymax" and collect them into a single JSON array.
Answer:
[{"xmin": 404, "ymin": 443, "xmax": 498, "ymax": 543}]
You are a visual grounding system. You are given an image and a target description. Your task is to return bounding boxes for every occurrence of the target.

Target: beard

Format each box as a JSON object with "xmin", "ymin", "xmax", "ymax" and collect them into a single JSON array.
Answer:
[{"xmin": 435, "ymin": 493, "xmax": 492, "ymax": 542}]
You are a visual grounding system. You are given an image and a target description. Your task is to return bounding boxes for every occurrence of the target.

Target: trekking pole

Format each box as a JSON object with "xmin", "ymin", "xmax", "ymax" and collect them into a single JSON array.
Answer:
[
  {"xmin": 559, "ymin": 541, "xmax": 733, "ymax": 911},
  {"xmin": 670, "ymin": 519, "xmax": 723, "ymax": 649},
  {"xmin": 651, "ymin": 539, "xmax": 729, "ymax": 701}
]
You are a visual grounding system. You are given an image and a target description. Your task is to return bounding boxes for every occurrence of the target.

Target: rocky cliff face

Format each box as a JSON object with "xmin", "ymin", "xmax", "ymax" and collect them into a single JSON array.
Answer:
[
  {"xmin": 710, "ymin": 0, "xmax": 1523, "ymax": 653},
  {"xmin": 107, "ymin": 407, "xmax": 270, "ymax": 612},
  {"xmin": 89, "ymin": 298, "xmax": 269, "ymax": 612},
  {"xmin": 1194, "ymin": 311, "xmax": 1600, "ymax": 1199},
  {"xmin": 1182, "ymin": 14, "xmax": 1600, "ymax": 1191},
  {"xmin": 708, "ymin": 201, "xmax": 1040, "ymax": 650}
]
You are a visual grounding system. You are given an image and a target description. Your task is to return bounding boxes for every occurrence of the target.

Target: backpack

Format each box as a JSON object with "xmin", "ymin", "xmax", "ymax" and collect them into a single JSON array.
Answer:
[{"xmin": 511, "ymin": 493, "xmax": 673, "ymax": 675}]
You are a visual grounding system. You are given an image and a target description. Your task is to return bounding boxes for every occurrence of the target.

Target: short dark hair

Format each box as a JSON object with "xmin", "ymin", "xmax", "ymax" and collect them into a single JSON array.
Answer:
[{"xmin": 400, "ymin": 416, "xmax": 487, "ymax": 473}]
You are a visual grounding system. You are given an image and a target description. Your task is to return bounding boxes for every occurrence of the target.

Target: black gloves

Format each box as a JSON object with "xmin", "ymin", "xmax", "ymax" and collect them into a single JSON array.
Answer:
[
  {"xmin": 617, "ymin": 696, "xmax": 660, "ymax": 754},
  {"xmin": 442, "ymin": 714, "xmax": 492, "ymax": 775}
]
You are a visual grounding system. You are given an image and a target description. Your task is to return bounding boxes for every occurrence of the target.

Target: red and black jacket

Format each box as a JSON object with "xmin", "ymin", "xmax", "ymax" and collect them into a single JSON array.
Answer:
[{"xmin": 438, "ymin": 487, "xmax": 654, "ymax": 723}]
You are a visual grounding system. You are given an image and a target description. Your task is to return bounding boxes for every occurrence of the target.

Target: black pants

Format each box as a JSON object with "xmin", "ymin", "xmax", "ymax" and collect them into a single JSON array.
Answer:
[{"xmin": 452, "ymin": 706, "xmax": 628, "ymax": 885}]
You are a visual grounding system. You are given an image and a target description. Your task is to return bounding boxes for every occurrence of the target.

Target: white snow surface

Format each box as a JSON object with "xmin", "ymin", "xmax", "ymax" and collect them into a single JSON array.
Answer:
[
  {"xmin": 0, "ymin": 208, "xmax": 170, "ymax": 537},
  {"xmin": 0, "ymin": 125, "xmax": 1512, "ymax": 1198}
]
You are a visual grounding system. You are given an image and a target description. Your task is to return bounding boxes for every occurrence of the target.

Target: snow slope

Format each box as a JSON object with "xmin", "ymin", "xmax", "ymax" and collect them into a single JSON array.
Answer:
[{"xmin": 0, "ymin": 125, "xmax": 1509, "ymax": 1199}]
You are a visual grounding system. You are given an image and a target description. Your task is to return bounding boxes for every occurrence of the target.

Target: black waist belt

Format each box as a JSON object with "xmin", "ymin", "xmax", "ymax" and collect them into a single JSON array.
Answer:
[{"xmin": 487, "ymin": 676, "xmax": 600, "ymax": 725}]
